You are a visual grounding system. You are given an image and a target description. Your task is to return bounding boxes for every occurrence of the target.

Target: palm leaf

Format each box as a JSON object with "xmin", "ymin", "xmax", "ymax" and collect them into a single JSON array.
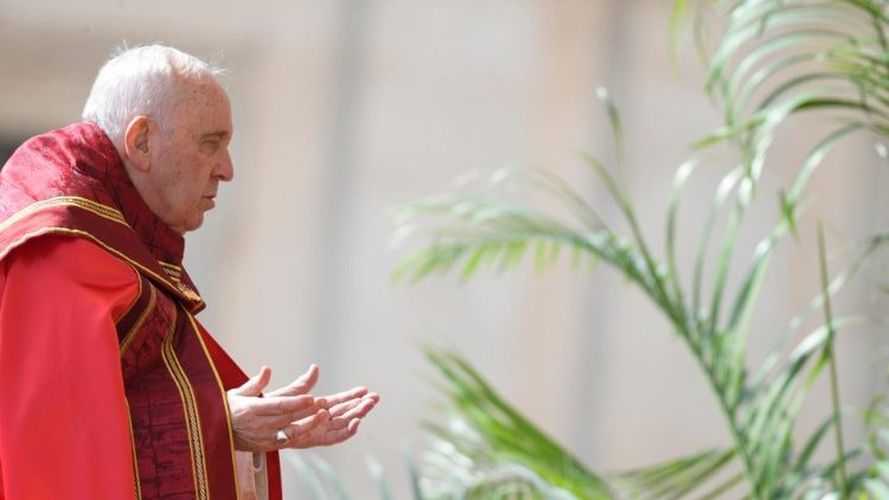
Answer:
[
  {"xmin": 681, "ymin": 0, "xmax": 889, "ymax": 167},
  {"xmin": 389, "ymin": 2, "xmax": 889, "ymax": 498},
  {"xmin": 613, "ymin": 448, "xmax": 738, "ymax": 498},
  {"xmin": 423, "ymin": 347, "xmax": 613, "ymax": 499},
  {"xmin": 424, "ymin": 347, "xmax": 751, "ymax": 499},
  {"xmin": 817, "ymin": 223, "xmax": 849, "ymax": 494}
]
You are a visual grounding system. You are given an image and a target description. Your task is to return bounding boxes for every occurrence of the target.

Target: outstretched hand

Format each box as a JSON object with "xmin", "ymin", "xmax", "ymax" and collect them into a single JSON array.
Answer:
[{"xmin": 228, "ymin": 364, "xmax": 378, "ymax": 452}]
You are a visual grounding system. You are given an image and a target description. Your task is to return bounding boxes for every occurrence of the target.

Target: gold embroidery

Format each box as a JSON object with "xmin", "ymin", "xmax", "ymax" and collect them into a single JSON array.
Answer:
[
  {"xmin": 158, "ymin": 263, "xmax": 201, "ymax": 303},
  {"xmin": 0, "ymin": 196, "xmax": 204, "ymax": 306},
  {"xmin": 1, "ymin": 198, "xmax": 212, "ymax": 497},
  {"xmin": 0, "ymin": 196, "xmax": 127, "ymax": 233},
  {"xmin": 0, "ymin": 227, "xmax": 203, "ymax": 307},
  {"xmin": 161, "ymin": 308, "xmax": 211, "ymax": 500},
  {"xmin": 159, "ymin": 261, "xmax": 182, "ymax": 275},
  {"xmin": 120, "ymin": 283, "xmax": 157, "ymax": 355},
  {"xmin": 186, "ymin": 312, "xmax": 243, "ymax": 499},
  {"xmin": 174, "ymin": 280, "xmax": 202, "ymax": 303}
]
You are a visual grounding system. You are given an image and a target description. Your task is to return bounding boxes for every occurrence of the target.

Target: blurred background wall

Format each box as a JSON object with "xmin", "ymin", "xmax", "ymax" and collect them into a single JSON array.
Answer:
[{"xmin": 1, "ymin": 0, "xmax": 886, "ymax": 496}]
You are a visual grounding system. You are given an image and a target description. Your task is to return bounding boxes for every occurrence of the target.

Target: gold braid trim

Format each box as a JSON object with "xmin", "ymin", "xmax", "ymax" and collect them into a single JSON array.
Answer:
[
  {"xmin": 0, "ymin": 227, "xmax": 202, "ymax": 307},
  {"xmin": 159, "ymin": 261, "xmax": 182, "ymax": 275},
  {"xmin": 0, "ymin": 196, "xmax": 127, "ymax": 233},
  {"xmin": 0, "ymin": 197, "xmax": 203, "ymax": 306},
  {"xmin": 161, "ymin": 308, "xmax": 211, "ymax": 500},
  {"xmin": 186, "ymin": 311, "xmax": 243, "ymax": 499},
  {"xmin": 120, "ymin": 283, "xmax": 157, "ymax": 355}
]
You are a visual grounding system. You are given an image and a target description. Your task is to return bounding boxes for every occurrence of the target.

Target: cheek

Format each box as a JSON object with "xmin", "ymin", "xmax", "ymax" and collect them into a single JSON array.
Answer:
[
  {"xmin": 175, "ymin": 156, "xmax": 210, "ymax": 193},
  {"xmin": 162, "ymin": 170, "xmax": 197, "ymax": 212}
]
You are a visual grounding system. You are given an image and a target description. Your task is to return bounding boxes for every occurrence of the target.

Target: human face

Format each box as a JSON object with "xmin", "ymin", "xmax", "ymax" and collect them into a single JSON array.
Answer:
[{"xmin": 148, "ymin": 78, "xmax": 234, "ymax": 233}]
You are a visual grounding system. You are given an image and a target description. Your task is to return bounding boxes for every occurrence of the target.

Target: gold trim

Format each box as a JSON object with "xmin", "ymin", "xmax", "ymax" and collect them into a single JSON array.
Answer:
[
  {"xmin": 125, "ymin": 399, "xmax": 143, "ymax": 500},
  {"xmin": 186, "ymin": 311, "xmax": 243, "ymax": 500},
  {"xmin": 159, "ymin": 262, "xmax": 183, "ymax": 283},
  {"xmin": 0, "ymin": 227, "xmax": 202, "ymax": 306},
  {"xmin": 172, "ymin": 278, "xmax": 202, "ymax": 303},
  {"xmin": 1, "ymin": 199, "xmax": 212, "ymax": 497},
  {"xmin": 161, "ymin": 308, "xmax": 211, "ymax": 500},
  {"xmin": 0, "ymin": 196, "xmax": 127, "ymax": 234},
  {"xmin": 159, "ymin": 261, "xmax": 182, "ymax": 273},
  {"xmin": 120, "ymin": 283, "xmax": 157, "ymax": 355}
]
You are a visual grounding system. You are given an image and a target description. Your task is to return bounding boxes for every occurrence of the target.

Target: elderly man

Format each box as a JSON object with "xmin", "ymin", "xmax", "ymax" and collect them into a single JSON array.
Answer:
[{"xmin": 0, "ymin": 45, "xmax": 378, "ymax": 499}]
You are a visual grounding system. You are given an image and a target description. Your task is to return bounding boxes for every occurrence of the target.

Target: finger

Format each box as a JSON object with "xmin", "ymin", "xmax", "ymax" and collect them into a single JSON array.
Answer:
[
  {"xmin": 329, "ymin": 398, "xmax": 376, "ymax": 430},
  {"xmin": 264, "ymin": 404, "xmax": 327, "ymax": 430},
  {"xmin": 314, "ymin": 386, "xmax": 368, "ymax": 409},
  {"xmin": 315, "ymin": 419, "xmax": 361, "ymax": 447},
  {"xmin": 229, "ymin": 366, "xmax": 271, "ymax": 396},
  {"xmin": 249, "ymin": 408, "xmax": 321, "ymax": 433},
  {"xmin": 348, "ymin": 418, "xmax": 361, "ymax": 434},
  {"xmin": 268, "ymin": 364, "xmax": 319, "ymax": 397},
  {"xmin": 344, "ymin": 396, "xmax": 377, "ymax": 420},
  {"xmin": 251, "ymin": 395, "xmax": 316, "ymax": 416},
  {"xmin": 281, "ymin": 409, "xmax": 330, "ymax": 449},
  {"xmin": 294, "ymin": 364, "xmax": 320, "ymax": 393},
  {"xmin": 327, "ymin": 398, "xmax": 361, "ymax": 418},
  {"xmin": 327, "ymin": 392, "xmax": 378, "ymax": 418},
  {"xmin": 349, "ymin": 392, "xmax": 379, "ymax": 409}
]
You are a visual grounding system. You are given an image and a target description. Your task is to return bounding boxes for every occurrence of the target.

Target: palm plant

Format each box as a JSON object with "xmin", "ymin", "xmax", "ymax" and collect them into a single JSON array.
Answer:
[{"xmin": 387, "ymin": 0, "xmax": 889, "ymax": 498}]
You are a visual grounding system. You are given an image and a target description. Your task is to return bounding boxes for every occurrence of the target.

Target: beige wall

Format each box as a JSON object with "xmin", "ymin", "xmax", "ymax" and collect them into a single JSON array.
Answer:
[{"xmin": 1, "ymin": 0, "xmax": 885, "ymax": 496}]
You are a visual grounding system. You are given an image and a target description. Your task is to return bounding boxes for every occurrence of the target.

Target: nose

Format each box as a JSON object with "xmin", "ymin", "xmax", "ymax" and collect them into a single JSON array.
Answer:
[{"xmin": 215, "ymin": 150, "xmax": 234, "ymax": 182}]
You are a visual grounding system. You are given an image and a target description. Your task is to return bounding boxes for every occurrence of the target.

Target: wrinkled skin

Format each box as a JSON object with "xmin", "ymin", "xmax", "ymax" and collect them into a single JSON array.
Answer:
[{"xmin": 228, "ymin": 364, "xmax": 379, "ymax": 452}]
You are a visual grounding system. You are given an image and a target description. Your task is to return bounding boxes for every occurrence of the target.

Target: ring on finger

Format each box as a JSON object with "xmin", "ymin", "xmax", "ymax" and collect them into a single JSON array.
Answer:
[{"xmin": 276, "ymin": 429, "xmax": 289, "ymax": 444}]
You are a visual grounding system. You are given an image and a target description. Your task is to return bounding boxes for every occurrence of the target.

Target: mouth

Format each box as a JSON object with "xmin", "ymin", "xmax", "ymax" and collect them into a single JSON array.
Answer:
[{"xmin": 202, "ymin": 195, "xmax": 216, "ymax": 209}]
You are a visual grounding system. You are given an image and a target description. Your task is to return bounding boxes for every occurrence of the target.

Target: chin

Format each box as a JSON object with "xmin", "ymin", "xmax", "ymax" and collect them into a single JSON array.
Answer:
[
  {"xmin": 189, "ymin": 215, "xmax": 206, "ymax": 231},
  {"xmin": 177, "ymin": 217, "xmax": 205, "ymax": 234}
]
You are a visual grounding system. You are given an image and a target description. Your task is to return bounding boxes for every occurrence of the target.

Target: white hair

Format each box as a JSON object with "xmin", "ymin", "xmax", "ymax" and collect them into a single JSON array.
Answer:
[{"xmin": 82, "ymin": 44, "xmax": 225, "ymax": 144}]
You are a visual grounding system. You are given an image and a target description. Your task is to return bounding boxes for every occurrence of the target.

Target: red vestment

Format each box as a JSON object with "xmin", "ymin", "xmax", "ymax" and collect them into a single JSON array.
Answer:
[{"xmin": 0, "ymin": 122, "xmax": 281, "ymax": 499}]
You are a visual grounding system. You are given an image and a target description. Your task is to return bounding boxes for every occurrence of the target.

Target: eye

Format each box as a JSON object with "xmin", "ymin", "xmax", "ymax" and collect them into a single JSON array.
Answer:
[{"xmin": 199, "ymin": 139, "xmax": 220, "ymax": 155}]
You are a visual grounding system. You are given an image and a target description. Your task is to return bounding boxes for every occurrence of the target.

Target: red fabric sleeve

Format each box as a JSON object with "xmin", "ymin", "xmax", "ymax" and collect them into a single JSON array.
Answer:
[{"xmin": 0, "ymin": 236, "xmax": 140, "ymax": 500}]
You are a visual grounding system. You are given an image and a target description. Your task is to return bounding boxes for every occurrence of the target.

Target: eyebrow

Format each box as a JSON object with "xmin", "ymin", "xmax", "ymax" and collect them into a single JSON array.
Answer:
[{"xmin": 201, "ymin": 131, "xmax": 231, "ymax": 141}]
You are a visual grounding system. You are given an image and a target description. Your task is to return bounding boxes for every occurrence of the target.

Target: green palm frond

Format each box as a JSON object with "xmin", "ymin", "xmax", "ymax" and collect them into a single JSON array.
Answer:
[
  {"xmin": 678, "ymin": 0, "xmax": 888, "ymax": 187},
  {"xmin": 421, "ymin": 347, "xmax": 755, "ymax": 499},
  {"xmin": 384, "ymin": 1, "xmax": 889, "ymax": 498},
  {"xmin": 852, "ymin": 349, "xmax": 889, "ymax": 497},
  {"xmin": 422, "ymin": 347, "xmax": 612, "ymax": 499},
  {"xmin": 420, "ymin": 441, "xmax": 576, "ymax": 500},
  {"xmin": 392, "ymin": 91, "xmax": 889, "ymax": 497},
  {"xmin": 864, "ymin": 461, "xmax": 889, "ymax": 498},
  {"xmin": 613, "ymin": 448, "xmax": 738, "ymax": 499},
  {"xmin": 817, "ymin": 223, "xmax": 849, "ymax": 495}
]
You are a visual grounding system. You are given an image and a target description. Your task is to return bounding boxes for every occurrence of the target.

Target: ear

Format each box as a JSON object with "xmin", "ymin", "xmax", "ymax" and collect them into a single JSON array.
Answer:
[{"xmin": 123, "ymin": 116, "xmax": 152, "ymax": 173}]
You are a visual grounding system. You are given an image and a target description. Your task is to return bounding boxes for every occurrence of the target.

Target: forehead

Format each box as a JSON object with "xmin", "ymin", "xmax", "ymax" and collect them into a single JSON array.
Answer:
[{"xmin": 171, "ymin": 77, "xmax": 233, "ymax": 134}]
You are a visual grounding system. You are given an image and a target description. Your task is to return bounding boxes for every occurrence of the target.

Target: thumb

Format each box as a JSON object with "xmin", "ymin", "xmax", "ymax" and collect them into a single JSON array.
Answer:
[{"xmin": 230, "ymin": 366, "xmax": 271, "ymax": 396}]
